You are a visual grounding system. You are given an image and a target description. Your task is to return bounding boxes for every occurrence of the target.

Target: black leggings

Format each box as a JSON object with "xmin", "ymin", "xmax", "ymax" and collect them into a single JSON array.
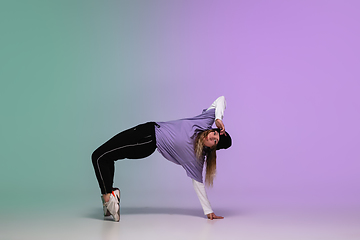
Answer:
[{"xmin": 92, "ymin": 122, "xmax": 157, "ymax": 194}]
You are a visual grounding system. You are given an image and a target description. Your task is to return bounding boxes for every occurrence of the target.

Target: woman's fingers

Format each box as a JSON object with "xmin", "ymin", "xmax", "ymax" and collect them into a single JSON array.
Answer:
[
  {"xmin": 213, "ymin": 214, "xmax": 224, "ymax": 219},
  {"xmin": 220, "ymin": 128, "xmax": 225, "ymax": 135},
  {"xmin": 207, "ymin": 212, "xmax": 224, "ymax": 220}
]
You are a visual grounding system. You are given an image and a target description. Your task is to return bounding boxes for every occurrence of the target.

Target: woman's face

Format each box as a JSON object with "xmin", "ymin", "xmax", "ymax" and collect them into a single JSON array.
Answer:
[{"xmin": 203, "ymin": 131, "xmax": 220, "ymax": 148}]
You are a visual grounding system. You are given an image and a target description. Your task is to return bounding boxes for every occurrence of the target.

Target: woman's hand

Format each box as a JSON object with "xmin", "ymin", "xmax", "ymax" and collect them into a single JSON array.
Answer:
[
  {"xmin": 215, "ymin": 119, "xmax": 225, "ymax": 135},
  {"xmin": 207, "ymin": 212, "xmax": 224, "ymax": 220}
]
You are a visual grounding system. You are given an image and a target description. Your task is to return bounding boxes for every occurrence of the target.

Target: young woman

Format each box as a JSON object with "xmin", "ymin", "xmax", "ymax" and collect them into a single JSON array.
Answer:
[{"xmin": 92, "ymin": 96, "xmax": 232, "ymax": 221}]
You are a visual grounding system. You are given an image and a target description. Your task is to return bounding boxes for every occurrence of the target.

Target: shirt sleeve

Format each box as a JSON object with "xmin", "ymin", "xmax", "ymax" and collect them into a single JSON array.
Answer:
[
  {"xmin": 206, "ymin": 96, "xmax": 226, "ymax": 120},
  {"xmin": 192, "ymin": 179, "xmax": 213, "ymax": 215}
]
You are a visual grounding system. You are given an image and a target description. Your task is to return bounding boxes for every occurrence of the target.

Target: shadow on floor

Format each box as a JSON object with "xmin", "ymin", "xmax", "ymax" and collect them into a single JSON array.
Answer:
[{"xmin": 84, "ymin": 206, "xmax": 241, "ymax": 220}]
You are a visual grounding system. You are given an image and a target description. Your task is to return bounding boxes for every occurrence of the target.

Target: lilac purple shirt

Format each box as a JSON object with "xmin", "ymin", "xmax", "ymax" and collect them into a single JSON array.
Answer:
[{"xmin": 155, "ymin": 108, "xmax": 216, "ymax": 183}]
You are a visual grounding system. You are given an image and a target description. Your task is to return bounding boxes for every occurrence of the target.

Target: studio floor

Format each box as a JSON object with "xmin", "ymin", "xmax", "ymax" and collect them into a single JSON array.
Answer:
[{"xmin": 1, "ymin": 199, "xmax": 359, "ymax": 240}]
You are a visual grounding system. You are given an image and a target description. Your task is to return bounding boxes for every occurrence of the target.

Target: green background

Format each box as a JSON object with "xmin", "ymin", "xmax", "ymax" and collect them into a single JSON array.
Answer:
[{"xmin": 0, "ymin": 1, "xmax": 153, "ymax": 210}]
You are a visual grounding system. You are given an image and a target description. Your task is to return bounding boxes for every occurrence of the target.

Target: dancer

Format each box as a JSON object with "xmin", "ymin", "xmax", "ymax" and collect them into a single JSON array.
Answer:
[{"xmin": 92, "ymin": 96, "xmax": 232, "ymax": 221}]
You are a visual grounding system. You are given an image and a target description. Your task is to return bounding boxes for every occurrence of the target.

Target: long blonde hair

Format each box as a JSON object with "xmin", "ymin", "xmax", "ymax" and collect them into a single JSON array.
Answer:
[{"xmin": 194, "ymin": 130, "xmax": 217, "ymax": 187}]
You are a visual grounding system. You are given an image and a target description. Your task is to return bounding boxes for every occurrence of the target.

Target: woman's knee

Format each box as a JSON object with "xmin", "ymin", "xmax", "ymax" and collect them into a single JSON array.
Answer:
[{"xmin": 91, "ymin": 150, "xmax": 100, "ymax": 166}]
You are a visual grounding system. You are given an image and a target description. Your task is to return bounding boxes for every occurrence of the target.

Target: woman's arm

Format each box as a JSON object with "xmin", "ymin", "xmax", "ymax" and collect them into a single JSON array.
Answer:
[
  {"xmin": 207, "ymin": 96, "xmax": 226, "ymax": 135},
  {"xmin": 192, "ymin": 179, "xmax": 224, "ymax": 219},
  {"xmin": 207, "ymin": 96, "xmax": 226, "ymax": 121}
]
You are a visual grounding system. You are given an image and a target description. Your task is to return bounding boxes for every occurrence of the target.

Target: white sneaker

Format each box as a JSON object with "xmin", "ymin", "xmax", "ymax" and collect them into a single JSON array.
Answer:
[
  {"xmin": 101, "ymin": 196, "xmax": 111, "ymax": 216},
  {"xmin": 104, "ymin": 188, "xmax": 120, "ymax": 222}
]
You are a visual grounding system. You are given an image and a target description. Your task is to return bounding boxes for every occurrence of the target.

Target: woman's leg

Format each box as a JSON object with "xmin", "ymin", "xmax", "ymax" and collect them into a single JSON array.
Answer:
[{"xmin": 91, "ymin": 122, "xmax": 157, "ymax": 195}]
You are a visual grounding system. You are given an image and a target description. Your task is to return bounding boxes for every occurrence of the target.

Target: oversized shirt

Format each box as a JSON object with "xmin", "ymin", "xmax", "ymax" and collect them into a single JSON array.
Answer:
[
  {"xmin": 155, "ymin": 96, "xmax": 226, "ymax": 183},
  {"xmin": 155, "ymin": 108, "xmax": 216, "ymax": 183}
]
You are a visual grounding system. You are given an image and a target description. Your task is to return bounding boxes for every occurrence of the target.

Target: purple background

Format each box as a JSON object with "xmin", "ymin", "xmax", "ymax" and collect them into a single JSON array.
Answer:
[
  {"xmin": 1, "ymin": 0, "xmax": 359, "ymax": 212},
  {"xmin": 111, "ymin": 0, "xmax": 360, "ymax": 207}
]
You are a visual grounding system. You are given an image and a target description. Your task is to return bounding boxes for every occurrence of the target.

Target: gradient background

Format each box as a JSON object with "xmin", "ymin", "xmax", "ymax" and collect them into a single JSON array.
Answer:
[{"xmin": 1, "ymin": 0, "xmax": 359, "ymax": 217}]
